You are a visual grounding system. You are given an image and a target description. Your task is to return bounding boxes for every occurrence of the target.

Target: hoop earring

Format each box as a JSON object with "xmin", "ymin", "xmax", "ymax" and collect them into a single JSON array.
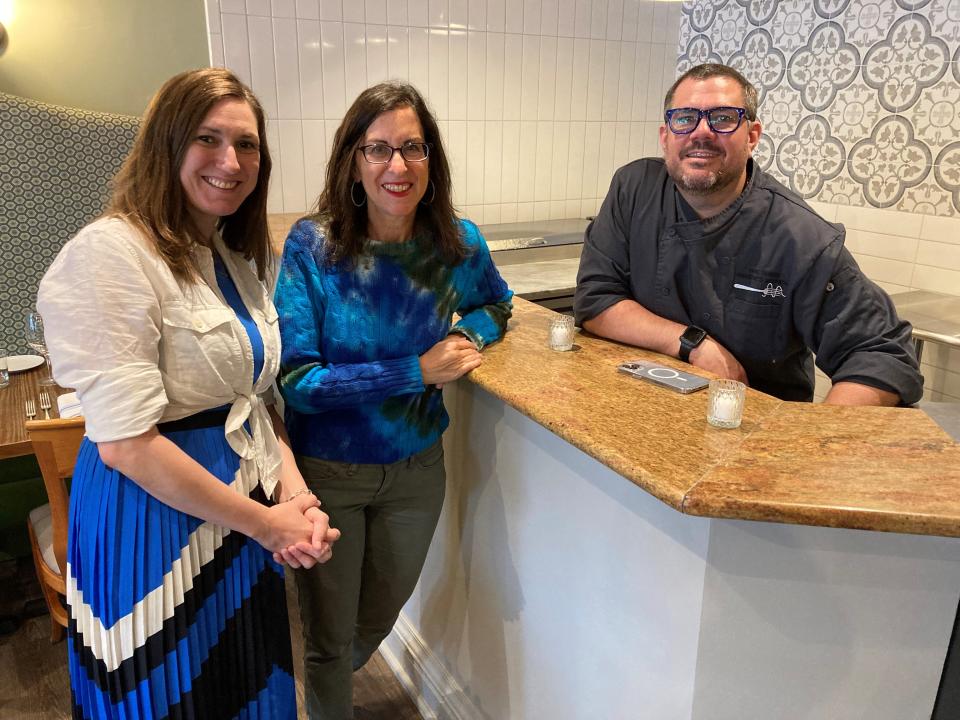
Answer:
[
  {"xmin": 351, "ymin": 181, "xmax": 367, "ymax": 207},
  {"xmin": 420, "ymin": 179, "xmax": 436, "ymax": 206}
]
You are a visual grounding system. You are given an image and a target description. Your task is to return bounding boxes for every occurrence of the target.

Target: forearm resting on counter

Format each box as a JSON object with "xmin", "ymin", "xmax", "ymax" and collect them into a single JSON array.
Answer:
[
  {"xmin": 581, "ymin": 298, "xmax": 686, "ymax": 357},
  {"xmin": 823, "ymin": 381, "xmax": 901, "ymax": 406}
]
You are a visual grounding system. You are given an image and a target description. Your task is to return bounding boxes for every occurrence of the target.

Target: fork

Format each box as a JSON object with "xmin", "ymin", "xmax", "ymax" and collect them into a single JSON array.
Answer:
[
  {"xmin": 25, "ymin": 398, "xmax": 36, "ymax": 420},
  {"xmin": 39, "ymin": 390, "xmax": 52, "ymax": 419}
]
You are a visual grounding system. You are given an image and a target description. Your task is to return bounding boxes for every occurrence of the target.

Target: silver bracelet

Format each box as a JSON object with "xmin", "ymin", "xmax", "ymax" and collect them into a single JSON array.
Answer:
[{"xmin": 284, "ymin": 488, "xmax": 315, "ymax": 503}]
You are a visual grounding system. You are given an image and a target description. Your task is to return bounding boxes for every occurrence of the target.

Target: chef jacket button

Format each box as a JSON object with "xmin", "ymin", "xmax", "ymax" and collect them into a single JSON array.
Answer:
[
  {"xmin": 661, "ymin": 287, "xmax": 671, "ymax": 296},
  {"xmin": 826, "ymin": 282, "xmax": 835, "ymax": 292},
  {"xmin": 719, "ymin": 256, "xmax": 730, "ymax": 265},
  {"xmin": 702, "ymin": 313, "xmax": 711, "ymax": 321}
]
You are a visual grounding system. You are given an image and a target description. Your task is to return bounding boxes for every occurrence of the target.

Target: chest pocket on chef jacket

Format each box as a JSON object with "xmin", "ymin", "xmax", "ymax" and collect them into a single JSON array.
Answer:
[
  {"xmin": 727, "ymin": 269, "xmax": 787, "ymax": 320},
  {"xmin": 160, "ymin": 303, "xmax": 238, "ymax": 376}
]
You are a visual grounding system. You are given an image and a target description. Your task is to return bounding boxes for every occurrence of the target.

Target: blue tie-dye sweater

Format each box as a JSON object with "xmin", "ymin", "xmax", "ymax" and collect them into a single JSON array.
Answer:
[{"xmin": 274, "ymin": 217, "xmax": 513, "ymax": 464}]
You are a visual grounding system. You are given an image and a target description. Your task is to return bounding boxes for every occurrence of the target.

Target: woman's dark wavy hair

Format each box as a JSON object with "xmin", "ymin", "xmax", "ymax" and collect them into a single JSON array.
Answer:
[
  {"xmin": 108, "ymin": 67, "xmax": 273, "ymax": 281},
  {"xmin": 311, "ymin": 82, "xmax": 463, "ymax": 265}
]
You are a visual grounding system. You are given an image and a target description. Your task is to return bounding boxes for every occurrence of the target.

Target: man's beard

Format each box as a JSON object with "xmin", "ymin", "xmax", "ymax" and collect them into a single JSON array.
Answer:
[
  {"xmin": 666, "ymin": 143, "xmax": 740, "ymax": 196},
  {"xmin": 677, "ymin": 166, "xmax": 742, "ymax": 195}
]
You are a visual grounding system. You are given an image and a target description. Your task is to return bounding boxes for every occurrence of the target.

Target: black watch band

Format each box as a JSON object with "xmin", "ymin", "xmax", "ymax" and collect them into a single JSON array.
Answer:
[{"xmin": 678, "ymin": 325, "xmax": 707, "ymax": 363}]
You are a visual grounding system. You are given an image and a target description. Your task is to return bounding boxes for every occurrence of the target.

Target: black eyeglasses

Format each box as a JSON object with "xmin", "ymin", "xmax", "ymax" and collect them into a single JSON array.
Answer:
[
  {"xmin": 664, "ymin": 107, "xmax": 748, "ymax": 135},
  {"xmin": 357, "ymin": 142, "xmax": 430, "ymax": 164}
]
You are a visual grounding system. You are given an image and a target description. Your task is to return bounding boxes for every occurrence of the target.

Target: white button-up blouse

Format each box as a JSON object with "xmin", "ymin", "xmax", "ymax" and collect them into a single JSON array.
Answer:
[{"xmin": 38, "ymin": 217, "xmax": 283, "ymax": 499}]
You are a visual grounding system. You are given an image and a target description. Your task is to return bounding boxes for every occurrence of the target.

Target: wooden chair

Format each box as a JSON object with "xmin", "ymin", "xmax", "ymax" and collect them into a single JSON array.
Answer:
[{"xmin": 25, "ymin": 417, "xmax": 85, "ymax": 642}]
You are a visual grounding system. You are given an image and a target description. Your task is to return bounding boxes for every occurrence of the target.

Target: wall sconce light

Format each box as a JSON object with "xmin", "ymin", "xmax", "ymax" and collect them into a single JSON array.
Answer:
[{"xmin": 0, "ymin": 0, "xmax": 12, "ymax": 56}]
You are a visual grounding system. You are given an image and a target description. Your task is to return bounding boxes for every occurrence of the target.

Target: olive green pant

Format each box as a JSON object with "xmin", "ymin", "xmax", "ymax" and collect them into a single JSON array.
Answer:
[{"xmin": 294, "ymin": 440, "xmax": 446, "ymax": 720}]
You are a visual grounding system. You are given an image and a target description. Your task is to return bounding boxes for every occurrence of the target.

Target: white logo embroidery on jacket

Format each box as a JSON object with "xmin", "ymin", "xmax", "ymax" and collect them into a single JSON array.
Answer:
[{"xmin": 733, "ymin": 282, "xmax": 786, "ymax": 298}]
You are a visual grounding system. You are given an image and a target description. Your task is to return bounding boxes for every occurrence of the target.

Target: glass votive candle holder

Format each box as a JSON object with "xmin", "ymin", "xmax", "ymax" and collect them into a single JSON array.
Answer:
[
  {"xmin": 548, "ymin": 315, "xmax": 575, "ymax": 351},
  {"xmin": 706, "ymin": 379, "xmax": 746, "ymax": 429}
]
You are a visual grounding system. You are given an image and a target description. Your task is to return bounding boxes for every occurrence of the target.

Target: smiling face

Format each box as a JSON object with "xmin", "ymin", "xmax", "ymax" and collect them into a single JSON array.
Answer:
[
  {"xmin": 354, "ymin": 105, "xmax": 430, "ymax": 242},
  {"xmin": 659, "ymin": 75, "xmax": 761, "ymax": 207},
  {"xmin": 179, "ymin": 97, "xmax": 261, "ymax": 238}
]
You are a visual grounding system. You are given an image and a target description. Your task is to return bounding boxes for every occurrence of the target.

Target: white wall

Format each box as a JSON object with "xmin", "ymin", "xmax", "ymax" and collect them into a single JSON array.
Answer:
[
  {"xmin": 204, "ymin": 0, "xmax": 682, "ymax": 222},
  {"xmin": 0, "ymin": 0, "xmax": 208, "ymax": 115},
  {"xmin": 691, "ymin": 518, "xmax": 960, "ymax": 720}
]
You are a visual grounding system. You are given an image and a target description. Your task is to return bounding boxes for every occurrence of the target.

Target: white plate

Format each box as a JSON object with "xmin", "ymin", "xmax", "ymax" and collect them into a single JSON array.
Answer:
[{"xmin": 6, "ymin": 354, "xmax": 44, "ymax": 372}]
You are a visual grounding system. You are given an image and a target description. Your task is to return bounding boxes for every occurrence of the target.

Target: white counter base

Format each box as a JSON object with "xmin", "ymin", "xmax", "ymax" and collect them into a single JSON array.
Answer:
[{"xmin": 384, "ymin": 380, "xmax": 960, "ymax": 720}]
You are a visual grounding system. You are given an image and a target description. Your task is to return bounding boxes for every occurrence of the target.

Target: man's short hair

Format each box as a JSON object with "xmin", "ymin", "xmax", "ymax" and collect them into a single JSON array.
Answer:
[{"xmin": 663, "ymin": 63, "xmax": 759, "ymax": 121}]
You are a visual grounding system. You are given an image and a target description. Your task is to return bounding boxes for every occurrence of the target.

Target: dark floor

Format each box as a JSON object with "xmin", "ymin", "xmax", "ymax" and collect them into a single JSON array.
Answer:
[{"xmin": 0, "ymin": 563, "xmax": 423, "ymax": 720}]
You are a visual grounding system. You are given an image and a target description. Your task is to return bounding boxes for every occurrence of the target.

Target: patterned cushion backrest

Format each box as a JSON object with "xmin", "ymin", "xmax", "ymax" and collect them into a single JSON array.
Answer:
[{"xmin": 0, "ymin": 93, "xmax": 140, "ymax": 354}]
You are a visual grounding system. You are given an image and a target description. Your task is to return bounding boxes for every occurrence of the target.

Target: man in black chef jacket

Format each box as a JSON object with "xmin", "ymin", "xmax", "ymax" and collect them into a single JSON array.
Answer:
[{"xmin": 574, "ymin": 62, "xmax": 923, "ymax": 405}]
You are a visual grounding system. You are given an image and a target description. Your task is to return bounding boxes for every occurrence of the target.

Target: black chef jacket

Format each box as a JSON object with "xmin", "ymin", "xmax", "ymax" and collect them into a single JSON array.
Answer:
[{"xmin": 574, "ymin": 158, "xmax": 923, "ymax": 403}]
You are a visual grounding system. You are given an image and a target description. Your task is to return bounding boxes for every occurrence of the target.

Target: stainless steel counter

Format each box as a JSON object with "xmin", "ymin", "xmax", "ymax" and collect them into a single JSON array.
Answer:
[
  {"xmin": 481, "ymin": 218, "xmax": 587, "ymax": 312},
  {"xmin": 494, "ymin": 257, "xmax": 579, "ymax": 297},
  {"xmin": 480, "ymin": 217, "xmax": 588, "ymax": 250},
  {"xmin": 892, "ymin": 290, "xmax": 960, "ymax": 362}
]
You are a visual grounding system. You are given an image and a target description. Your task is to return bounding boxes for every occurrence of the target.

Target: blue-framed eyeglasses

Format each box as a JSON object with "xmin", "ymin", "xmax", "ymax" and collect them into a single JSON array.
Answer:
[
  {"xmin": 357, "ymin": 142, "xmax": 430, "ymax": 164},
  {"xmin": 664, "ymin": 106, "xmax": 748, "ymax": 135}
]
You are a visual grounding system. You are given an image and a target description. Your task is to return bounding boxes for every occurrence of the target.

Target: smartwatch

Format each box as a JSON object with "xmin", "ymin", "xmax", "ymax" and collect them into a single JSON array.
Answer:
[{"xmin": 678, "ymin": 325, "xmax": 707, "ymax": 363}]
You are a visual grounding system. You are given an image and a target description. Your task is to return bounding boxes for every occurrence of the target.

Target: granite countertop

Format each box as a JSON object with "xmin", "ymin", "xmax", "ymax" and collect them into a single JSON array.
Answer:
[{"xmin": 469, "ymin": 298, "xmax": 960, "ymax": 538}]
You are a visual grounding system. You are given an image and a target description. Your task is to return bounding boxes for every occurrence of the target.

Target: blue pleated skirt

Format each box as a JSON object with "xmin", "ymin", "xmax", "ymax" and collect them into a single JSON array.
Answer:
[{"xmin": 66, "ymin": 425, "xmax": 296, "ymax": 720}]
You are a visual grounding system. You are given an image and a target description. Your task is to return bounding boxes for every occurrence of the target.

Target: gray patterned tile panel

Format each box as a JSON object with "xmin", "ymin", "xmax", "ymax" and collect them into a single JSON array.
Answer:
[
  {"xmin": 677, "ymin": 0, "xmax": 960, "ymax": 216},
  {"xmin": 0, "ymin": 93, "xmax": 139, "ymax": 354}
]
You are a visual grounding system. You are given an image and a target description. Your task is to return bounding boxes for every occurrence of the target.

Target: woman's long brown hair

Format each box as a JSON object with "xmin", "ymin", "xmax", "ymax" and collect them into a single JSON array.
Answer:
[
  {"xmin": 108, "ymin": 67, "xmax": 273, "ymax": 281},
  {"xmin": 311, "ymin": 82, "xmax": 464, "ymax": 265}
]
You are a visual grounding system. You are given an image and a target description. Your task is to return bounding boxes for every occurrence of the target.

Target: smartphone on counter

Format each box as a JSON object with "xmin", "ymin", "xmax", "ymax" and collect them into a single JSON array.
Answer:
[{"xmin": 617, "ymin": 360, "xmax": 709, "ymax": 394}]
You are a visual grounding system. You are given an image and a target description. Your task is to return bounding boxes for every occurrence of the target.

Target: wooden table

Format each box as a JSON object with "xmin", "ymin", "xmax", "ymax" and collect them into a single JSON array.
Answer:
[{"xmin": 0, "ymin": 363, "xmax": 70, "ymax": 460}]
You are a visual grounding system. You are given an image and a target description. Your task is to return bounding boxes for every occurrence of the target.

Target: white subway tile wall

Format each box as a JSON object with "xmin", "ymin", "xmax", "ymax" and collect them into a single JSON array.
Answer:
[{"xmin": 206, "ymin": 0, "xmax": 682, "ymax": 221}]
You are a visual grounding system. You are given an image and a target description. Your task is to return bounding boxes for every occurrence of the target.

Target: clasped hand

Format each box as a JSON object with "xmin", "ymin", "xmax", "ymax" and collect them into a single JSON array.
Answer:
[
  {"xmin": 419, "ymin": 334, "xmax": 482, "ymax": 388},
  {"xmin": 260, "ymin": 494, "xmax": 341, "ymax": 569}
]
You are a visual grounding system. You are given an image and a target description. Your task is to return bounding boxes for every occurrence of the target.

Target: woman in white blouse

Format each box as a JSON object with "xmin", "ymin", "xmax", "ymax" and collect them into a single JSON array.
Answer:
[{"xmin": 38, "ymin": 68, "xmax": 338, "ymax": 720}]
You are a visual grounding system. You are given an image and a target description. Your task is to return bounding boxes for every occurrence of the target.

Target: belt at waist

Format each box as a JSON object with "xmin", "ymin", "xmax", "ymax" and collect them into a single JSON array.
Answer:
[{"xmin": 157, "ymin": 407, "xmax": 230, "ymax": 433}]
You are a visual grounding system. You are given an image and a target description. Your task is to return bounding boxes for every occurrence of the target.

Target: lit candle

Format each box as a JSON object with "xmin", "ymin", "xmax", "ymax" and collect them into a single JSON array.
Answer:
[
  {"xmin": 549, "ymin": 318, "xmax": 574, "ymax": 350},
  {"xmin": 550, "ymin": 324, "xmax": 569, "ymax": 346},
  {"xmin": 711, "ymin": 393, "xmax": 739, "ymax": 423}
]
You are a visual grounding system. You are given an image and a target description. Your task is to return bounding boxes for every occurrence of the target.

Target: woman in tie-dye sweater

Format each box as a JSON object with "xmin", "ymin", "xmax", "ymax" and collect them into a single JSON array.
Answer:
[{"xmin": 273, "ymin": 81, "xmax": 512, "ymax": 720}]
